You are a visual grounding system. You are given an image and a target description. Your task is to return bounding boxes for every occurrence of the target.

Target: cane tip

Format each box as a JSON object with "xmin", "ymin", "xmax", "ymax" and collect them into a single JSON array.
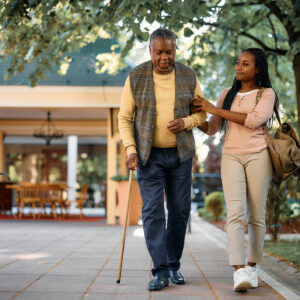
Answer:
[{"xmin": 117, "ymin": 280, "xmax": 120, "ymax": 284}]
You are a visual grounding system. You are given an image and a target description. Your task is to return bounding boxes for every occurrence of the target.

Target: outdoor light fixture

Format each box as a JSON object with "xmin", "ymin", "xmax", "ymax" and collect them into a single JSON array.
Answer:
[{"xmin": 33, "ymin": 111, "xmax": 64, "ymax": 145}]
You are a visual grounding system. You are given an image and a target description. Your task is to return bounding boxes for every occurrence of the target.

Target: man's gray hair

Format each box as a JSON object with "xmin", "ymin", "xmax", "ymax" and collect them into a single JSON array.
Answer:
[{"xmin": 149, "ymin": 28, "xmax": 177, "ymax": 46}]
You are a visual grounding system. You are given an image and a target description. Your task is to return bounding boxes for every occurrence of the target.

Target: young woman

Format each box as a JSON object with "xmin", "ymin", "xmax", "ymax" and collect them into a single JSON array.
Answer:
[{"xmin": 192, "ymin": 48, "xmax": 276, "ymax": 292}]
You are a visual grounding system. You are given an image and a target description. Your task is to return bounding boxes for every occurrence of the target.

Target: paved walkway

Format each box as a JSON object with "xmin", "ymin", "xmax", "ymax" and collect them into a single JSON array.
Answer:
[{"xmin": 0, "ymin": 214, "xmax": 299, "ymax": 300}]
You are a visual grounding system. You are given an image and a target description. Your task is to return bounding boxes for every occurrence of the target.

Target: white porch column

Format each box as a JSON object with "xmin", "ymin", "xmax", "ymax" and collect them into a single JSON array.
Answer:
[
  {"xmin": 106, "ymin": 108, "xmax": 118, "ymax": 225},
  {"xmin": 67, "ymin": 135, "xmax": 78, "ymax": 201}
]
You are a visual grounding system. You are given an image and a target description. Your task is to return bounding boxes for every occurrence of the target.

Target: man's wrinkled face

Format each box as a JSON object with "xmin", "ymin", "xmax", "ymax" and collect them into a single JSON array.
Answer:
[{"xmin": 149, "ymin": 38, "xmax": 176, "ymax": 74}]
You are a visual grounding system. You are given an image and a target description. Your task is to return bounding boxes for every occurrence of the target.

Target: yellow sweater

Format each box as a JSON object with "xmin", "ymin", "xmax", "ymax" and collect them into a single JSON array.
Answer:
[{"xmin": 118, "ymin": 70, "xmax": 206, "ymax": 155}]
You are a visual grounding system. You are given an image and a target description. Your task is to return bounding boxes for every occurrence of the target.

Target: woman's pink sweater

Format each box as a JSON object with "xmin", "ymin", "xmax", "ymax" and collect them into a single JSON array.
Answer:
[{"xmin": 206, "ymin": 88, "xmax": 275, "ymax": 154}]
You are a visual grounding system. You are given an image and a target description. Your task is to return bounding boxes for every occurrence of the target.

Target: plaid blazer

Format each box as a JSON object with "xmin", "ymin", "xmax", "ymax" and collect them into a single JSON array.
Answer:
[{"xmin": 129, "ymin": 60, "xmax": 196, "ymax": 165}]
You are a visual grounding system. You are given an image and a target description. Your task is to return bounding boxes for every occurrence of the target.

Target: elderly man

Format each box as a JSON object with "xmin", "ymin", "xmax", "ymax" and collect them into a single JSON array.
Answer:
[{"xmin": 118, "ymin": 28, "xmax": 206, "ymax": 291}]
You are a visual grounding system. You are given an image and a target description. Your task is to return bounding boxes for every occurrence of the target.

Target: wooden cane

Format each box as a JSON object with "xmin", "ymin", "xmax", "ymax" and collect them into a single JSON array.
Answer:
[{"xmin": 117, "ymin": 169, "xmax": 134, "ymax": 283}]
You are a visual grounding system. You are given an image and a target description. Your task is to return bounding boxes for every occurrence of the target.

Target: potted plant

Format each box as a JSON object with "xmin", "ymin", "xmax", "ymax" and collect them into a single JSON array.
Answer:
[{"xmin": 111, "ymin": 173, "xmax": 142, "ymax": 226}]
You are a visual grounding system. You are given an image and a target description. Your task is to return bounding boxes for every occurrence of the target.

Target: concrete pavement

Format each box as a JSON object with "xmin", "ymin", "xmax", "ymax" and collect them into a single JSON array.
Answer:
[{"xmin": 0, "ymin": 213, "xmax": 299, "ymax": 300}]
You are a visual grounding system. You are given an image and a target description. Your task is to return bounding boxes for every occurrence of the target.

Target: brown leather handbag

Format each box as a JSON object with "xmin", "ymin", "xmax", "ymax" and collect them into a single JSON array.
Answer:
[{"xmin": 256, "ymin": 89, "xmax": 300, "ymax": 185}]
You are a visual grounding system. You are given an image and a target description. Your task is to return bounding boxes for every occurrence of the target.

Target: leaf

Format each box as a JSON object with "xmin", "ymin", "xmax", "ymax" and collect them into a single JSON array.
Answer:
[
  {"xmin": 137, "ymin": 31, "xmax": 149, "ymax": 42},
  {"xmin": 184, "ymin": 27, "xmax": 194, "ymax": 37},
  {"xmin": 121, "ymin": 35, "xmax": 135, "ymax": 57}
]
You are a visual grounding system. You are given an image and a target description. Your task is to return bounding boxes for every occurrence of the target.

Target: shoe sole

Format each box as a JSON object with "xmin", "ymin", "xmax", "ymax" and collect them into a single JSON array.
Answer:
[
  {"xmin": 148, "ymin": 286, "xmax": 162, "ymax": 291},
  {"xmin": 147, "ymin": 281, "xmax": 169, "ymax": 291},
  {"xmin": 234, "ymin": 280, "xmax": 251, "ymax": 291},
  {"xmin": 170, "ymin": 279, "xmax": 185, "ymax": 285}
]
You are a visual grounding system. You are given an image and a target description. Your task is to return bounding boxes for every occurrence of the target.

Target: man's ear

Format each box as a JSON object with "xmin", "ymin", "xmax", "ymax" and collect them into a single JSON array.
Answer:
[{"xmin": 149, "ymin": 45, "xmax": 152, "ymax": 56}]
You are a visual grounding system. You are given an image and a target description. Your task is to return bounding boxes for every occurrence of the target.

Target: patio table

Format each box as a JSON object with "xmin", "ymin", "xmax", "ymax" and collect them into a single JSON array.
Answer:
[{"xmin": 6, "ymin": 183, "xmax": 69, "ymax": 219}]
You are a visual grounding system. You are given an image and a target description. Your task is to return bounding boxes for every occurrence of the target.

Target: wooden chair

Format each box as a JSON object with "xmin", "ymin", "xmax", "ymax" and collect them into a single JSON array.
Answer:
[
  {"xmin": 6, "ymin": 184, "xmax": 22, "ymax": 218},
  {"xmin": 65, "ymin": 184, "xmax": 89, "ymax": 219},
  {"xmin": 18, "ymin": 183, "xmax": 40, "ymax": 219},
  {"xmin": 38, "ymin": 183, "xmax": 67, "ymax": 219}
]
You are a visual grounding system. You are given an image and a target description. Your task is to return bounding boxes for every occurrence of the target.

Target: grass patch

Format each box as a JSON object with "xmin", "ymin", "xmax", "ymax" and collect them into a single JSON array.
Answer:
[{"xmin": 264, "ymin": 240, "xmax": 300, "ymax": 268}]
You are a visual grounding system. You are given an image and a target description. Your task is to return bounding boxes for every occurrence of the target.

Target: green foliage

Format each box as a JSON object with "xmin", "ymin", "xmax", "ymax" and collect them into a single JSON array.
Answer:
[
  {"xmin": 110, "ymin": 174, "xmax": 130, "ymax": 181},
  {"xmin": 77, "ymin": 154, "xmax": 107, "ymax": 186},
  {"xmin": 266, "ymin": 181, "xmax": 288, "ymax": 241},
  {"xmin": 279, "ymin": 176, "xmax": 300, "ymax": 223},
  {"xmin": 204, "ymin": 191, "xmax": 224, "ymax": 221},
  {"xmin": 0, "ymin": 0, "xmax": 299, "ymax": 130},
  {"xmin": 110, "ymin": 172, "xmax": 137, "ymax": 181},
  {"xmin": 290, "ymin": 202, "xmax": 300, "ymax": 218},
  {"xmin": 0, "ymin": 0, "xmax": 129, "ymax": 86},
  {"xmin": 95, "ymin": 52, "xmax": 126, "ymax": 75},
  {"xmin": 266, "ymin": 177, "xmax": 300, "ymax": 241},
  {"xmin": 285, "ymin": 175, "xmax": 300, "ymax": 200},
  {"xmin": 198, "ymin": 207, "xmax": 218, "ymax": 221},
  {"xmin": 264, "ymin": 240, "xmax": 300, "ymax": 268}
]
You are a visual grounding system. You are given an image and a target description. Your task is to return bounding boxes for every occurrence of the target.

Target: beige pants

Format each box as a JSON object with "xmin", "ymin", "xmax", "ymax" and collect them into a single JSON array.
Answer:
[{"xmin": 221, "ymin": 148, "xmax": 272, "ymax": 266}]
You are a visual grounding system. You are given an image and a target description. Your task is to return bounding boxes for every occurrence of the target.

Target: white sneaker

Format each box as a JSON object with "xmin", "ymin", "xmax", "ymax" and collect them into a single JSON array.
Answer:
[
  {"xmin": 246, "ymin": 265, "xmax": 258, "ymax": 288},
  {"xmin": 233, "ymin": 267, "xmax": 252, "ymax": 291}
]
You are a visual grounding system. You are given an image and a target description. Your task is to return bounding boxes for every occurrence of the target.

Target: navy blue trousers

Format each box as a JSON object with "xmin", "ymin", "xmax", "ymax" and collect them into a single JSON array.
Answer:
[{"xmin": 137, "ymin": 147, "xmax": 192, "ymax": 276}]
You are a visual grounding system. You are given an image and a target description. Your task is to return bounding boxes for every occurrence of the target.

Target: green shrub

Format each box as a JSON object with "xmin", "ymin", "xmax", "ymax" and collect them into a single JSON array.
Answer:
[
  {"xmin": 204, "ymin": 191, "xmax": 224, "ymax": 221},
  {"xmin": 110, "ymin": 172, "xmax": 137, "ymax": 181},
  {"xmin": 110, "ymin": 174, "xmax": 130, "ymax": 181},
  {"xmin": 198, "ymin": 207, "xmax": 214, "ymax": 220}
]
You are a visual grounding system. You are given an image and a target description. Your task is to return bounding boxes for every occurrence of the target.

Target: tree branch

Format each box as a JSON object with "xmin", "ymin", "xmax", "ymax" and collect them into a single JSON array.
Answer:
[
  {"xmin": 240, "ymin": 31, "xmax": 287, "ymax": 55},
  {"xmin": 267, "ymin": 14, "xmax": 278, "ymax": 49},
  {"xmin": 231, "ymin": 2, "xmax": 258, "ymax": 6},
  {"xmin": 257, "ymin": 1, "xmax": 287, "ymax": 22},
  {"xmin": 244, "ymin": 11, "xmax": 271, "ymax": 32},
  {"xmin": 189, "ymin": 18, "xmax": 288, "ymax": 56},
  {"xmin": 215, "ymin": 2, "xmax": 258, "ymax": 7},
  {"xmin": 257, "ymin": 0, "xmax": 294, "ymax": 38}
]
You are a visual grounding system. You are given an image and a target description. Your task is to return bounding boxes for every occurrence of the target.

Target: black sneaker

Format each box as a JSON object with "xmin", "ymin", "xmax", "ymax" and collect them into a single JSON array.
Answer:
[{"xmin": 147, "ymin": 274, "xmax": 169, "ymax": 291}]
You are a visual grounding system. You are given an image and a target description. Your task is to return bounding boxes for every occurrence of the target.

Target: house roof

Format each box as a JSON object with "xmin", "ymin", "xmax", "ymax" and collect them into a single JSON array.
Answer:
[{"xmin": 0, "ymin": 39, "xmax": 131, "ymax": 86}]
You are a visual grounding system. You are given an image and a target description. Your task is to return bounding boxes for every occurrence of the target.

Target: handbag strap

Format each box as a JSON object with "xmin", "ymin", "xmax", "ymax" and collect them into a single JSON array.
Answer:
[
  {"xmin": 262, "ymin": 123, "xmax": 271, "ymax": 143},
  {"xmin": 256, "ymin": 88, "xmax": 281, "ymax": 126},
  {"xmin": 255, "ymin": 88, "xmax": 279, "ymax": 142}
]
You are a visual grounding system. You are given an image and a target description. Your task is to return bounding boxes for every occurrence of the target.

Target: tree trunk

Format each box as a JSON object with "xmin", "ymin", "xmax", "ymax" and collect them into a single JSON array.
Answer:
[{"xmin": 293, "ymin": 52, "xmax": 300, "ymax": 135}]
